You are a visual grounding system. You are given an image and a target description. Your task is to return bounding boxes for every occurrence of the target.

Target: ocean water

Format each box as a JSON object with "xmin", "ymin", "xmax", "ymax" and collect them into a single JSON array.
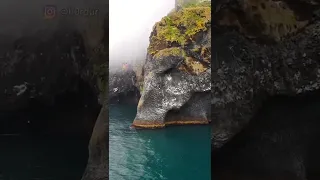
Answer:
[
  {"xmin": 0, "ymin": 135, "xmax": 89, "ymax": 180},
  {"xmin": 109, "ymin": 104, "xmax": 211, "ymax": 180}
]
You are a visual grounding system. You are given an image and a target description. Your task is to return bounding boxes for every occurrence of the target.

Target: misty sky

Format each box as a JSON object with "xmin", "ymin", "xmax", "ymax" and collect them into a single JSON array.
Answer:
[{"xmin": 109, "ymin": 0, "xmax": 175, "ymax": 68}]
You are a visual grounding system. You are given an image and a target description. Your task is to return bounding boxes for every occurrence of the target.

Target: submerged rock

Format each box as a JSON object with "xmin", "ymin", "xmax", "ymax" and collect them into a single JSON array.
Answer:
[
  {"xmin": 132, "ymin": 1, "xmax": 212, "ymax": 128},
  {"xmin": 212, "ymin": 0, "xmax": 320, "ymax": 149}
]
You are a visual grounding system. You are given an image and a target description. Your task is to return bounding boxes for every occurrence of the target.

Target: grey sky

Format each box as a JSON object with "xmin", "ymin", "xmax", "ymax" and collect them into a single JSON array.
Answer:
[{"xmin": 109, "ymin": 0, "xmax": 175, "ymax": 68}]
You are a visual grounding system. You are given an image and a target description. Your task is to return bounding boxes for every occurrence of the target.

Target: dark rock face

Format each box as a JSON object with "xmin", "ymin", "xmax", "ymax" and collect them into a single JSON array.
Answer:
[
  {"xmin": 212, "ymin": 90, "xmax": 320, "ymax": 180},
  {"xmin": 0, "ymin": 27, "xmax": 103, "ymax": 138},
  {"xmin": 81, "ymin": 100, "xmax": 108, "ymax": 180},
  {"xmin": 212, "ymin": 0, "xmax": 320, "ymax": 149},
  {"xmin": 0, "ymin": 0, "xmax": 108, "ymax": 179},
  {"xmin": 0, "ymin": 30, "xmax": 91, "ymax": 111},
  {"xmin": 132, "ymin": 3, "xmax": 212, "ymax": 128}
]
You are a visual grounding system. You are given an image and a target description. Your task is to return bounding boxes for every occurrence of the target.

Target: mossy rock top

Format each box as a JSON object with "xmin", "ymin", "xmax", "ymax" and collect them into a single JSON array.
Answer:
[
  {"xmin": 154, "ymin": 47, "xmax": 186, "ymax": 59},
  {"xmin": 148, "ymin": 3, "xmax": 211, "ymax": 55}
]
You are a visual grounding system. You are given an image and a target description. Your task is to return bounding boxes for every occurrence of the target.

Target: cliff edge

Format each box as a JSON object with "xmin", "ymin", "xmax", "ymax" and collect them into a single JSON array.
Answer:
[{"xmin": 132, "ymin": 1, "xmax": 212, "ymax": 128}]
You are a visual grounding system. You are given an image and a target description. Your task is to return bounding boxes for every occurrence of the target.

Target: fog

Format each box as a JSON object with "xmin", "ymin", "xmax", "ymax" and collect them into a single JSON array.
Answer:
[{"xmin": 109, "ymin": 0, "xmax": 175, "ymax": 70}]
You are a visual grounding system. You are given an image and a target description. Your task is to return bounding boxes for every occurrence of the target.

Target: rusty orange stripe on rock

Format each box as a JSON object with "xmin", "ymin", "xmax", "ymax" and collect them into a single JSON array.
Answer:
[{"xmin": 131, "ymin": 119, "xmax": 209, "ymax": 129}]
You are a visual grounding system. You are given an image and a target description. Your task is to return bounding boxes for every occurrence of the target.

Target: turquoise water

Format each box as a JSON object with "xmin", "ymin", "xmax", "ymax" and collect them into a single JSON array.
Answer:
[{"xmin": 109, "ymin": 104, "xmax": 211, "ymax": 180}]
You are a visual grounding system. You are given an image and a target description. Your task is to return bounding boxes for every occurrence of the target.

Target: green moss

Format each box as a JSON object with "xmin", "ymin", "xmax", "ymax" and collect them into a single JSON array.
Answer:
[
  {"xmin": 148, "ymin": 5, "xmax": 211, "ymax": 55},
  {"xmin": 139, "ymin": 84, "xmax": 144, "ymax": 93},
  {"xmin": 154, "ymin": 47, "xmax": 186, "ymax": 59},
  {"xmin": 192, "ymin": 47, "xmax": 201, "ymax": 53}
]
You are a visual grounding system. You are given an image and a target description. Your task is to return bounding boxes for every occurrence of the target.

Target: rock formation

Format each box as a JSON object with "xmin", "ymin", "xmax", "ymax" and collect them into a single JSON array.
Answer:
[
  {"xmin": 109, "ymin": 67, "xmax": 140, "ymax": 104},
  {"xmin": 212, "ymin": 0, "xmax": 320, "ymax": 149},
  {"xmin": 132, "ymin": 1, "xmax": 212, "ymax": 128}
]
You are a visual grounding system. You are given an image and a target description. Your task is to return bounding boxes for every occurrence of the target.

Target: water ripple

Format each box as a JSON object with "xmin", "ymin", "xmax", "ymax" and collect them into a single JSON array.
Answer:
[{"xmin": 109, "ymin": 104, "xmax": 211, "ymax": 180}]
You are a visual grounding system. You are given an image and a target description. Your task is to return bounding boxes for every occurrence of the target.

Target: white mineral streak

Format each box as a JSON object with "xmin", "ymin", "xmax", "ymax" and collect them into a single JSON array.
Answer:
[{"xmin": 13, "ymin": 82, "xmax": 28, "ymax": 96}]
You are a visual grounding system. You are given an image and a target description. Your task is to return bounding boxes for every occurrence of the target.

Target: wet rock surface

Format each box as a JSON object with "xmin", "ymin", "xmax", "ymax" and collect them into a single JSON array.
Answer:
[
  {"xmin": 212, "ymin": 0, "xmax": 320, "ymax": 149},
  {"xmin": 132, "ymin": 1, "xmax": 212, "ymax": 128}
]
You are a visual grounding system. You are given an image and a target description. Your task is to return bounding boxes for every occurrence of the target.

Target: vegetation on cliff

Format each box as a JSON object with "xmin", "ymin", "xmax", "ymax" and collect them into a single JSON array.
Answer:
[
  {"xmin": 148, "ymin": 2, "xmax": 211, "ymax": 55},
  {"xmin": 154, "ymin": 47, "xmax": 186, "ymax": 59}
]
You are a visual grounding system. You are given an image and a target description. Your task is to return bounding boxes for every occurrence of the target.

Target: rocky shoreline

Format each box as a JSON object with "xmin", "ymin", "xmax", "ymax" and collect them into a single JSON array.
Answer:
[{"xmin": 131, "ymin": 119, "xmax": 209, "ymax": 129}]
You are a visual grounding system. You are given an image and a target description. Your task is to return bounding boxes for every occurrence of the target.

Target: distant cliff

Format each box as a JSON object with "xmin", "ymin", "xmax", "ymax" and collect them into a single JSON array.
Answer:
[
  {"xmin": 132, "ymin": 1, "xmax": 211, "ymax": 128},
  {"xmin": 109, "ymin": 68, "xmax": 140, "ymax": 104}
]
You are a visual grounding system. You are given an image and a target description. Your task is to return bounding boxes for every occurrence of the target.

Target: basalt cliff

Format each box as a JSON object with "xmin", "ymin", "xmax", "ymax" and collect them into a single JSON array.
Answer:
[
  {"xmin": 131, "ymin": 1, "xmax": 212, "ymax": 128},
  {"xmin": 212, "ymin": 0, "xmax": 320, "ymax": 149}
]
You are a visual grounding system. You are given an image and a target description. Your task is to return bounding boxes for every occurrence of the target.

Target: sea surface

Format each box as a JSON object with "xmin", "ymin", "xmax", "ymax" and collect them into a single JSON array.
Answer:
[
  {"xmin": 109, "ymin": 104, "xmax": 211, "ymax": 180},
  {"xmin": 0, "ymin": 135, "xmax": 88, "ymax": 180}
]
